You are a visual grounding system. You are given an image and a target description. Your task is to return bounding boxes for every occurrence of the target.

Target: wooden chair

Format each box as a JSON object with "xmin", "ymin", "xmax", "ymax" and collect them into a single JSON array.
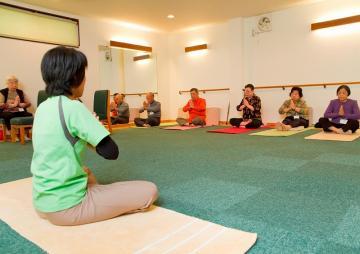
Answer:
[
  {"xmin": 10, "ymin": 119, "xmax": 33, "ymax": 145},
  {"xmin": 10, "ymin": 90, "xmax": 48, "ymax": 144},
  {"xmin": 0, "ymin": 118, "xmax": 6, "ymax": 142},
  {"xmin": 93, "ymin": 90, "xmax": 112, "ymax": 133}
]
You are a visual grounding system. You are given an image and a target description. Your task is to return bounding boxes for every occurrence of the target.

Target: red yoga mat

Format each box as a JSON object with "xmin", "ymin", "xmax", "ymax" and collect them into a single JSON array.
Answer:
[{"xmin": 207, "ymin": 127, "xmax": 254, "ymax": 134}]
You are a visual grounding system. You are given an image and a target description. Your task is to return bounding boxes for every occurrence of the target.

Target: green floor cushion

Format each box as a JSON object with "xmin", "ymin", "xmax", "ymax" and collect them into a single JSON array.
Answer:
[{"xmin": 10, "ymin": 116, "xmax": 34, "ymax": 125}]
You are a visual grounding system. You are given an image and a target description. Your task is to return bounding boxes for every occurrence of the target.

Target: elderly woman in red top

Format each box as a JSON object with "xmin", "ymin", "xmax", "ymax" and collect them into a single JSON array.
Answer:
[{"xmin": 177, "ymin": 88, "xmax": 206, "ymax": 126}]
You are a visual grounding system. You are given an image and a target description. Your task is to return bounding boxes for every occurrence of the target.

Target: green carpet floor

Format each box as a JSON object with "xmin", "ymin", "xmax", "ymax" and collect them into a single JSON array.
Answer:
[{"xmin": 1, "ymin": 126, "xmax": 360, "ymax": 253}]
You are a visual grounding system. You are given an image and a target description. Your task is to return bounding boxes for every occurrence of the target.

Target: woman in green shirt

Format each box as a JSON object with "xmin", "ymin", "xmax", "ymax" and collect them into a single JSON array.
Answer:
[
  {"xmin": 277, "ymin": 87, "xmax": 309, "ymax": 131},
  {"xmin": 31, "ymin": 46, "xmax": 158, "ymax": 226}
]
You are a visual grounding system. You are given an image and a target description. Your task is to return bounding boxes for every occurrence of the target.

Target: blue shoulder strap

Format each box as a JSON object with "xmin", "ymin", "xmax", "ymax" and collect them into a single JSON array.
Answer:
[{"xmin": 58, "ymin": 96, "xmax": 79, "ymax": 146}]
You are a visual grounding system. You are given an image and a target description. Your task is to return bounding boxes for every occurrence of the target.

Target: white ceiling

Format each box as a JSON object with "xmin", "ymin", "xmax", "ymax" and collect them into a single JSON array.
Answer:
[{"xmin": 16, "ymin": 0, "xmax": 322, "ymax": 32}]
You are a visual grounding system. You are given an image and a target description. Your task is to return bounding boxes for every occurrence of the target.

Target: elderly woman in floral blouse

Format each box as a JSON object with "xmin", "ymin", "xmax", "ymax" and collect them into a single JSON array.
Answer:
[
  {"xmin": 277, "ymin": 86, "xmax": 309, "ymax": 131},
  {"xmin": 230, "ymin": 84, "xmax": 262, "ymax": 129}
]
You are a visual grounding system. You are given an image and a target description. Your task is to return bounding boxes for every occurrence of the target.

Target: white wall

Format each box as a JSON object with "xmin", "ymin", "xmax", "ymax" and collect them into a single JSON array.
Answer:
[
  {"xmin": 123, "ymin": 50, "xmax": 158, "ymax": 94},
  {"xmin": 98, "ymin": 48, "xmax": 125, "ymax": 96},
  {"xmin": 98, "ymin": 48, "xmax": 158, "ymax": 96},
  {"xmin": 168, "ymin": 18, "xmax": 245, "ymax": 121},
  {"xmin": 0, "ymin": 0, "xmax": 170, "ymax": 118},
  {"xmin": 1, "ymin": 0, "xmax": 359, "ymax": 123},
  {"xmin": 243, "ymin": 0, "xmax": 360, "ymax": 123},
  {"xmin": 167, "ymin": 0, "xmax": 360, "ymax": 123}
]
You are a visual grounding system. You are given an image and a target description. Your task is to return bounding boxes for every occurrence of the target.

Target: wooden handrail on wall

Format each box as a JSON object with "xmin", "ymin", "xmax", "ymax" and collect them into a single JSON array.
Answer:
[
  {"xmin": 111, "ymin": 92, "xmax": 158, "ymax": 97},
  {"xmin": 179, "ymin": 88, "xmax": 230, "ymax": 95},
  {"xmin": 111, "ymin": 82, "xmax": 360, "ymax": 97},
  {"xmin": 255, "ymin": 81, "xmax": 360, "ymax": 90}
]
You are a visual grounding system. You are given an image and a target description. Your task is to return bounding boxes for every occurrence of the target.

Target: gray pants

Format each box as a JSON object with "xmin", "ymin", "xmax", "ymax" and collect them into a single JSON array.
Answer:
[
  {"xmin": 37, "ymin": 181, "xmax": 158, "ymax": 226},
  {"xmin": 111, "ymin": 116, "xmax": 129, "ymax": 124},
  {"xmin": 134, "ymin": 117, "xmax": 160, "ymax": 127}
]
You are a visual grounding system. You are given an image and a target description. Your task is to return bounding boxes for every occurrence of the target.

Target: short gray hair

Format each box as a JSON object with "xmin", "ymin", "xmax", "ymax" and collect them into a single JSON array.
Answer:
[{"xmin": 6, "ymin": 75, "xmax": 18, "ymax": 84}]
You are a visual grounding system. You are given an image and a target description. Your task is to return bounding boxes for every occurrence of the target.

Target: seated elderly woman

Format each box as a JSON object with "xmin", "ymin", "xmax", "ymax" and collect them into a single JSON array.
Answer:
[
  {"xmin": 277, "ymin": 86, "xmax": 309, "ymax": 131},
  {"xmin": 318, "ymin": 85, "xmax": 360, "ymax": 134},
  {"xmin": 230, "ymin": 84, "xmax": 263, "ymax": 129},
  {"xmin": 177, "ymin": 88, "xmax": 206, "ymax": 126},
  {"xmin": 0, "ymin": 75, "xmax": 32, "ymax": 131},
  {"xmin": 110, "ymin": 93, "xmax": 129, "ymax": 124}
]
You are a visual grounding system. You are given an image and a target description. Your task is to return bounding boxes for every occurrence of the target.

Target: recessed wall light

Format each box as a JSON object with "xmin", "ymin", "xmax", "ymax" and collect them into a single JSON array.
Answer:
[
  {"xmin": 185, "ymin": 44, "xmax": 208, "ymax": 53},
  {"xmin": 133, "ymin": 54, "xmax": 151, "ymax": 62},
  {"xmin": 109, "ymin": 40, "xmax": 152, "ymax": 52},
  {"xmin": 311, "ymin": 15, "xmax": 360, "ymax": 31},
  {"xmin": 167, "ymin": 14, "xmax": 175, "ymax": 19}
]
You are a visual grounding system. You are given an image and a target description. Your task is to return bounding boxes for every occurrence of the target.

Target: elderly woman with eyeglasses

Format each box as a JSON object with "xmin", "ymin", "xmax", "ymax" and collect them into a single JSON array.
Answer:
[{"xmin": 318, "ymin": 85, "xmax": 360, "ymax": 134}]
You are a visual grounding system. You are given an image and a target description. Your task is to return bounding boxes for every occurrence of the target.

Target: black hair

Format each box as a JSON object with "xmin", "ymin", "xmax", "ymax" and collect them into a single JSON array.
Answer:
[
  {"xmin": 244, "ymin": 84, "xmax": 255, "ymax": 91},
  {"xmin": 41, "ymin": 46, "xmax": 88, "ymax": 96},
  {"xmin": 114, "ymin": 93, "xmax": 125, "ymax": 98},
  {"xmin": 190, "ymin": 88, "xmax": 199, "ymax": 93},
  {"xmin": 290, "ymin": 86, "xmax": 303, "ymax": 98},
  {"xmin": 337, "ymin": 85, "xmax": 351, "ymax": 96}
]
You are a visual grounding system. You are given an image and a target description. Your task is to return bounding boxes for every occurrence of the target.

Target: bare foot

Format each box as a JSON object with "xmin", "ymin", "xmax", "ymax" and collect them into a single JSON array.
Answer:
[
  {"xmin": 283, "ymin": 124, "xmax": 292, "ymax": 131},
  {"xmin": 290, "ymin": 126, "xmax": 305, "ymax": 131},
  {"xmin": 276, "ymin": 122, "xmax": 283, "ymax": 131},
  {"xmin": 329, "ymin": 126, "xmax": 342, "ymax": 134}
]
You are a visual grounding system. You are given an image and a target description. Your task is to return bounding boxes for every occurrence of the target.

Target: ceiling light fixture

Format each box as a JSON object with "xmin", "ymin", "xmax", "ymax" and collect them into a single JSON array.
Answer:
[{"xmin": 167, "ymin": 14, "xmax": 175, "ymax": 19}]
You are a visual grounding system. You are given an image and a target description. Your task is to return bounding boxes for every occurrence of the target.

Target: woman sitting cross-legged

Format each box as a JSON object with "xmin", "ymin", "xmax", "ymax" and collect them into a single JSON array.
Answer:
[
  {"xmin": 229, "ymin": 84, "xmax": 263, "ymax": 129},
  {"xmin": 277, "ymin": 86, "xmax": 309, "ymax": 131},
  {"xmin": 0, "ymin": 75, "xmax": 32, "ymax": 132},
  {"xmin": 177, "ymin": 88, "xmax": 206, "ymax": 126},
  {"xmin": 31, "ymin": 46, "xmax": 158, "ymax": 226},
  {"xmin": 318, "ymin": 85, "xmax": 360, "ymax": 134}
]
